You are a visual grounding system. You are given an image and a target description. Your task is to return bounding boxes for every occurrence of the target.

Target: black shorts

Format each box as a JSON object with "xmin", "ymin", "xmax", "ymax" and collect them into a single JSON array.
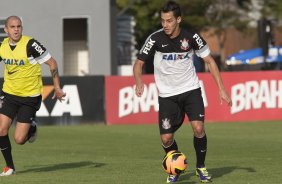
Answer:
[
  {"xmin": 158, "ymin": 88, "xmax": 205, "ymax": 134},
  {"xmin": 0, "ymin": 92, "xmax": 42, "ymax": 123}
]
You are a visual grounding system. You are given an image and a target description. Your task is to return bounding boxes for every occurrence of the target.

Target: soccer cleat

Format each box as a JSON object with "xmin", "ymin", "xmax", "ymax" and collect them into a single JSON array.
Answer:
[
  {"xmin": 166, "ymin": 174, "xmax": 179, "ymax": 183},
  {"xmin": 196, "ymin": 167, "xmax": 212, "ymax": 183},
  {"xmin": 0, "ymin": 166, "xmax": 16, "ymax": 176},
  {"xmin": 28, "ymin": 119, "xmax": 38, "ymax": 143}
]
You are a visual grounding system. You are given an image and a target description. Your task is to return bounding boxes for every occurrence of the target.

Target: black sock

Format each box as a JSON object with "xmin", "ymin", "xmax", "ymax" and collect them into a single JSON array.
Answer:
[
  {"xmin": 27, "ymin": 124, "xmax": 36, "ymax": 140},
  {"xmin": 162, "ymin": 139, "xmax": 178, "ymax": 153},
  {"xmin": 194, "ymin": 135, "xmax": 207, "ymax": 168},
  {"xmin": 0, "ymin": 135, "xmax": 15, "ymax": 170}
]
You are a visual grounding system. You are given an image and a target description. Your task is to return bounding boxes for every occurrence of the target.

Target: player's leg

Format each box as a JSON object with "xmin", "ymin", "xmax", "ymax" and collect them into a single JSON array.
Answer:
[
  {"xmin": 27, "ymin": 117, "xmax": 38, "ymax": 143},
  {"xmin": 14, "ymin": 122, "xmax": 31, "ymax": 144},
  {"xmin": 184, "ymin": 88, "xmax": 211, "ymax": 182},
  {"xmin": 159, "ymin": 96, "xmax": 184, "ymax": 153},
  {"xmin": 14, "ymin": 102, "xmax": 39, "ymax": 144},
  {"xmin": 14, "ymin": 95, "xmax": 41, "ymax": 144},
  {"xmin": 191, "ymin": 120, "xmax": 211, "ymax": 182},
  {"xmin": 161, "ymin": 133, "xmax": 178, "ymax": 153},
  {"xmin": 159, "ymin": 96, "xmax": 184, "ymax": 183},
  {"xmin": 0, "ymin": 94, "xmax": 17, "ymax": 176},
  {"xmin": 190, "ymin": 120, "xmax": 207, "ymax": 168}
]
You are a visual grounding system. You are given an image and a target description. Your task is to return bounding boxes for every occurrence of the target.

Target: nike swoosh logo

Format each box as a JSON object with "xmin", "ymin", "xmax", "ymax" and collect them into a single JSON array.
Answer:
[
  {"xmin": 7, "ymin": 70, "xmax": 18, "ymax": 75},
  {"xmin": 199, "ymin": 114, "xmax": 205, "ymax": 117},
  {"xmin": 162, "ymin": 44, "xmax": 168, "ymax": 47}
]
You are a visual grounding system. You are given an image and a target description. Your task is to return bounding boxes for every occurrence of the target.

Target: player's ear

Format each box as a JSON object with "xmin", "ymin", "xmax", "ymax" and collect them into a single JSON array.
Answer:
[
  {"xmin": 4, "ymin": 27, "xmax": 8, "ymax": 34},
  {"xmin": 176, "ymin": 17, "xmax": 181, "ymax": 24}
]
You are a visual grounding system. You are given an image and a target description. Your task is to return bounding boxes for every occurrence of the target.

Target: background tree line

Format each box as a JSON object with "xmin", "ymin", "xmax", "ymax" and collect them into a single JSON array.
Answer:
[{"xmin": 116, "ymin": 0, "xmax": 282, "ymax": 70}]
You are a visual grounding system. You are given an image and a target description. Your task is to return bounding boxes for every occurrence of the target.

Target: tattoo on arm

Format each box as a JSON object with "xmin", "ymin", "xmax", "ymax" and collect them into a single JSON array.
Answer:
[{"xmin": 50, "ymin": 68, "xmax": 59, "ymax": 78}]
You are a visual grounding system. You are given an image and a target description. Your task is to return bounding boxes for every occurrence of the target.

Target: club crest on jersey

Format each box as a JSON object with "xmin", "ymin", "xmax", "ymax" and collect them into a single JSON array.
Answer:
[{"xmin": 180, "ymin": 38, "xmax": 189, "ymax": 50}]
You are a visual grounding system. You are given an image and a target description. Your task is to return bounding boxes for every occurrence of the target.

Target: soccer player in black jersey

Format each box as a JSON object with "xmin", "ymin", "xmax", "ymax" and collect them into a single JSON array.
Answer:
[
  {"xmin": 133, "ymin": 1, "xmax": 232, "ymax": 183},
  {"xmin": 0, "ymin": 16, "xmax": 66, "ymax": 176}
]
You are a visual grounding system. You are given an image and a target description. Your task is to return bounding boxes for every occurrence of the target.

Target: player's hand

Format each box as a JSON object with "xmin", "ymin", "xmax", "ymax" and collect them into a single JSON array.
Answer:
[
  {"xmin": 135, "ymin": 83, "xmax": 144, "ymax": 97},
  {"xmin": 219, "ymin": 89, "xmax": 232, "ymax": 106},
  {"xmin": 52, "ymin": 87, "xmax": 66, "ymax": 102}
]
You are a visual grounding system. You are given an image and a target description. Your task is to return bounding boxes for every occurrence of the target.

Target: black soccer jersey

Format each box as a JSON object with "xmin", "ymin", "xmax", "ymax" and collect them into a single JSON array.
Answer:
[{"xmin": 137, "ymin": 28, "xmax": 210, "ymax": 97}]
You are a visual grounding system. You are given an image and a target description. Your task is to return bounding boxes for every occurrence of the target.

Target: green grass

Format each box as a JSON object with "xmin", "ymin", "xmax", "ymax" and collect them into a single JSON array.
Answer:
[{"xmin": 0, "ymin": 121, "xmax": 282, "ymax": 184}]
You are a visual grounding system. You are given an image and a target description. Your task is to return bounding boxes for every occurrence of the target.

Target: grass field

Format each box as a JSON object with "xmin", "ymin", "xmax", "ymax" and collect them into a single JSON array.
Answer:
[{"xmin": 0, "ymin": 121, "xmax": 281, "ymax": 184}]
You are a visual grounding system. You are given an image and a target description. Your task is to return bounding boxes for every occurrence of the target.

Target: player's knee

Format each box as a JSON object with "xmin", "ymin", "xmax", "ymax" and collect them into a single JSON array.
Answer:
[
  {"xmin": 0, "ymin": 127, "xmax": 9, "ymax": 136},
  {"xmin": 14, "ymin": 136, "xmax": 26, "ymax": 145},
  {"xmin": 162, "ymin": 140, "xmax": 173, "ymax": 147},
  {"xmin": 193, "ymin": 126, "xmax": 205, "ymax": 137},
  {"xmin": 161, "ymin": 135, "xmax": 174, "ymax": 147}
]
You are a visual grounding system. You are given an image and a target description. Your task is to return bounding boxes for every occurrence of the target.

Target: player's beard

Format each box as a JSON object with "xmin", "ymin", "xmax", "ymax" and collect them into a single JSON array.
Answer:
[
  {"xmin": 9, "ymin": 33, "xmax": 22, "ymax": 44},
  {"xmin": 13, "ymin": 33, "xmax": 21, "ymax": 41},
  {"xmin": 165, "ymin": 26, "xmax": 179, "ymax": 39}
]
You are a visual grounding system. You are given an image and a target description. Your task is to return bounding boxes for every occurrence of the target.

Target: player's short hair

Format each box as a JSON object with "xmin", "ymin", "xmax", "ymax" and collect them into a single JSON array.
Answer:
[
  {"xmin": 5, "ymin": 16, "xmax": 22, "ymax": 27},
  {"xmin": 160, "ymin": 1, "xmax": 182, "ymax": 18}
]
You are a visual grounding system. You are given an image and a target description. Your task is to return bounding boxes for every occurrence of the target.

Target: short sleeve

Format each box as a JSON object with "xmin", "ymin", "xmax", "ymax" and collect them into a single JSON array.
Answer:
[
  {"xmin": 26, "ymin": 39, "xmax": 51, "ymax": 64},
  {"xmin": 191, "ymin": 33, "xmax": 210, "ymax": 58},
  {"xmin": 137, "ymin": 34, "xmax": 157, "ymax": 62}
]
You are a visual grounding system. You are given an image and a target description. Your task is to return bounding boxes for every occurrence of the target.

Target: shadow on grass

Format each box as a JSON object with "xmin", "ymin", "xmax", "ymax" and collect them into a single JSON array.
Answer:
[
  {"xmin": 17, "ymin": 161, "xmax": 106, "ymax": 173},
  {"xmin": 177, "ymin": 166, "xmax": 256, "ymax": 183}
]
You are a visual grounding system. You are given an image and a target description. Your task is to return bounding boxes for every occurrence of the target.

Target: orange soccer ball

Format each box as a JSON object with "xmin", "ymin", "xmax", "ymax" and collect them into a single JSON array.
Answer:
[{"xmin": 162, "ymin": 150, "xmax": 188, "ymax": 175}]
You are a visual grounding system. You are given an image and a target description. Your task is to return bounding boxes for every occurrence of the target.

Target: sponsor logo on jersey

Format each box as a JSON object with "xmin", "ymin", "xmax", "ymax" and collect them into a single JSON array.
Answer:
[
  {"xmin": 142, "ymin": 38, "xmax": 155, "ymax": 55},
  {"xmin": 162, "ymin": 53, "xmax": 189, "ymax": 61},
  {"xmin": 193, "ymin": 33, "xmax": 204, "ymax": 49},
  {"xmin": 32, "ymin": 42, "xmax": 45, "ymax": 55},
  {"xmin": 180, "ymin": 38, "xmax": 189, "ymax": 50},
  {"xmin": 3, "ymin": 58, "xmax": 24, "ymax": 65}
]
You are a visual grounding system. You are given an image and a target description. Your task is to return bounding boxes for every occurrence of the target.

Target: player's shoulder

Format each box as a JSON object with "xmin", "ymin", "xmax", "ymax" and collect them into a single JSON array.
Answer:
[
  {"xmin": 26, "ymin": 36, "xmax": 47, "ymax": 56},
  {"xmin": 19, "ymin": 35, "xmax": 33, "ymax": 43},
  {"xmin": 0, "ymin": 37, "xmax": 9, "ymax": 47},
  {"xmin": 27, "ymin": 37, "xmax": 45, "ymax": 50},
  {"xmin": 181, "ymin": 29, "xmax": 207, "ymax": 50},
  {"xmin": 181, "ymin": 29, "xmax": 200, "ymax": 39},
  {"xmin": 27, "ymin": 37, "xmax": 39, "ymax": 45},
  {"xmin": 146, "ymin": 28, "xmax": 165, "ymax": 41},
  {"xmin": 23, "ymin": 35, "xmax": 33, "ymax": 39}
]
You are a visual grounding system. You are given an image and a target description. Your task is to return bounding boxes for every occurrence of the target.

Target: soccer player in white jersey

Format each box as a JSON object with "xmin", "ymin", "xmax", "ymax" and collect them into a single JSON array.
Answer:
[{"xmin": 133, "ymin": 1, "xmax": 232, "ymax": 183}]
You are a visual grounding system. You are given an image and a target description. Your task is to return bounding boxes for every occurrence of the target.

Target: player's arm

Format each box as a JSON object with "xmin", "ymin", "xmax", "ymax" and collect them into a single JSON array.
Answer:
[
  {"xmin": 133, "ymin": 33, "xmax": 157, "ymax": 97},
  {"xmin": 44, "ymin": 58, "xmax": 66, "ymax": 102},
  {"xmin": 191, "ymin": 33, "xmax": 232, "ymax": 106},
  {"xmin": 27, "ymin": 39, "xmax": 66, "ymax": 101},
  {"xmin": 0, "ymin": 42, "xmax": 2, "ymax": 62},
  {"xmin": 202, "ymin": 55, "xmax": 232, "ymax": 106},
  {"xmin": 133, "ymin": 59, "xmax": 145, "ymax": 97}
]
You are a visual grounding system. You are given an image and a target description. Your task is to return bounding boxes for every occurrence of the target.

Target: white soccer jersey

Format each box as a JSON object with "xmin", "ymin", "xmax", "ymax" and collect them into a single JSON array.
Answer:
[{"xmin": 137, "ymin": 29, "xmax": 210, "ymax": 97}]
